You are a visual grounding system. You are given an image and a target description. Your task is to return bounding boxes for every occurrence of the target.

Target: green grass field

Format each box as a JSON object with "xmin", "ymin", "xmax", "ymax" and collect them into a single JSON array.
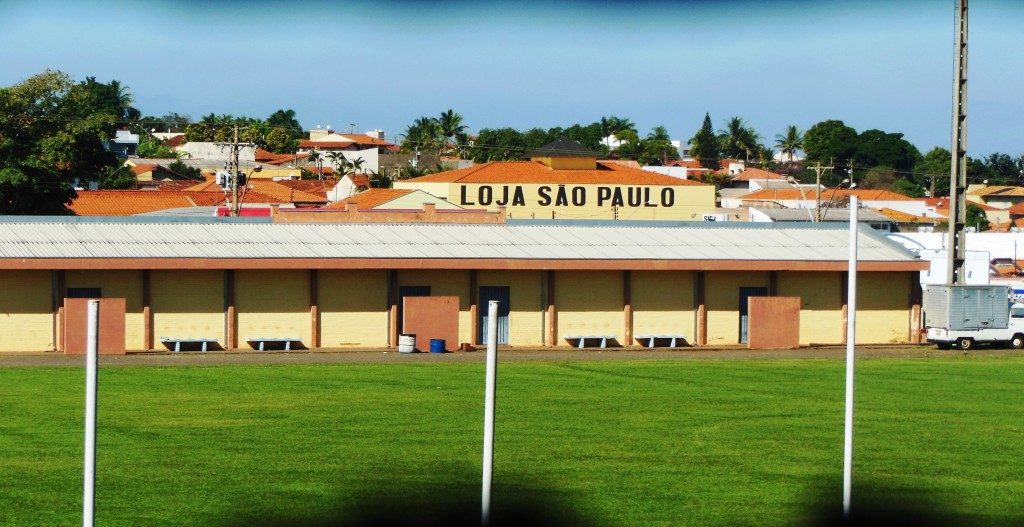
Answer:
[{"xmin": 1, "ymin": 356, "xmax": 1023, "ymax": 526}]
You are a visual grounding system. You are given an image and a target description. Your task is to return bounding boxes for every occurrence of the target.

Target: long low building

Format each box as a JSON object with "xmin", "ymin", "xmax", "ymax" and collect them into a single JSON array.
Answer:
[{"xmin": 0, "ymin": 217, "xmax": 927, "ymax": 352}]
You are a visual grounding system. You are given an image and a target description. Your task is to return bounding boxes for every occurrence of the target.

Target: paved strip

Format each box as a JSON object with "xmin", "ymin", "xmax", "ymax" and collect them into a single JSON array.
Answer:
[{"xmin": 0, "ymin": 345, "xmax": 1015, "ymax": 368}]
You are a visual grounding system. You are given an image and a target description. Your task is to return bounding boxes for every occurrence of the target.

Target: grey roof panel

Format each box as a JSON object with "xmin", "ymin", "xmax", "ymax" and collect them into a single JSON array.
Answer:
[{"xmin": 0, "ymin": 219, "xmax": 920, "ymax": 263}]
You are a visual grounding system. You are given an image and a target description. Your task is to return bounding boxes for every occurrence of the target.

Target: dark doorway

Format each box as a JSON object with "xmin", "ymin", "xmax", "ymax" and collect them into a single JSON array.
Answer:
[
  {"xmin": 478, "ymin": 286, "xmax": 510, "ymax": 344},
  {"xmin": 739, "ymin": 287, "xmax": 769, "ymax": 344}
]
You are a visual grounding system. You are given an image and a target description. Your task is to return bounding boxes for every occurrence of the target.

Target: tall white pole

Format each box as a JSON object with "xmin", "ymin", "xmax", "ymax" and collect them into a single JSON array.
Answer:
[
  {"xmin": 481, "ymin": 300, "xmax": 499, "ymax": 526},
  {"xmin": 843, "ymin": 197, "xmax": 858, "ymax": 519},
  {"xmin": 84, "ymin": 299, "xmax": 99, "ymax": 527}
]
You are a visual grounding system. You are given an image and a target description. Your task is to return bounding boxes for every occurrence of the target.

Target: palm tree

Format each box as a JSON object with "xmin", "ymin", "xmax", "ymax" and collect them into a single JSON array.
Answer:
[
  {"xmin": 718, "ymin": 117, "xmax": 760, "ymax": 160},
  {"xmin": 348, "ymin": 157, "xmax": 366, "ymax": 174},
  {"xmin": 774, "ymin": 125, "xmax": 804, "ymax": 163},
  {"xmin": 308, "ymin": 149, "xmax": 324, "ymax": 180},
  {"xmin": 326, "ymin": 151, "xmax": 348, "ymax": 174},
  {"xmin": 438, "ymin": 109, "xmax": 467, "ymax": 156}
]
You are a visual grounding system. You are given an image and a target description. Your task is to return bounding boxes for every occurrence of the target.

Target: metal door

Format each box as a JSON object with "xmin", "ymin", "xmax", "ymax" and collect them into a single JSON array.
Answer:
[
  {"xmin": 398, "ymin": 286, "xmax": 431, "ymax": 333},
  {"xmin": 478, "ymin": 286, "xmax": 510, "ymax": 344},
  {"xmin": 739, "ymin": 287, "xmax": 769, "ymax": 344}
]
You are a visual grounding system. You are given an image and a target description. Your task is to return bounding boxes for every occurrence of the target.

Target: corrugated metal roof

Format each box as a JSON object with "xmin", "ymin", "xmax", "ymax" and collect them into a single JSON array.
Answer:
[{"xmin": 0, "ymin": 218, "xmax": 918, "ymax": 263}]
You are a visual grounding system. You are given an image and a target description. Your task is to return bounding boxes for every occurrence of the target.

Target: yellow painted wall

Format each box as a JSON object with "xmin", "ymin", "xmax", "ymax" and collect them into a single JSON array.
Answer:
[
  {"xmin": 397, "ymin": 269, "xmax": 472, "ymax": 344},
  {"xmin": 382, "ymin": 191, "xmax": 464, "ymax": 210},
  {"xmin": 152, "ymin": 270, "xmax": 224, "ymax": 347},
  {"xmin": 631, "ymin": 271, "xmax": 696, "ymax": 344},
  {"xmin": 66, "ymin": 270, "xmax": 144, "ymax": 350},
  {"xmin": 394, "ymin": 180, "xmax": 716, "ymax": 221},
  {"xmin": 856, "ymin": 272, "xmax": 910, "ymax": 344},
  {"xmin": 0, "ymin": 271, "xmax": 53, "ymax": 352},
  {"xmin": 705, "ymin": 271, "xmax": 770, "ymax": 345},
  {"xmin": 319, "ymin": 270, "xmax": 388, "ymax": 347},
  {"xmin": 556, "ymin": 271, "xmax": 623, "ymax": 346},
  {"xmin": 477, "ymin": 270, "xmax": 544, "ymax": 346},
  {"xmin": 776, "ymin": 272, "xmax": 843, "ymax": 345},
  {"xmin": 236, "ymin": 270, "xmax": 310, "ymax": 348},
  {"xmin": 533, "ymin": 156, "xmax": 598, "ymax": 170}
]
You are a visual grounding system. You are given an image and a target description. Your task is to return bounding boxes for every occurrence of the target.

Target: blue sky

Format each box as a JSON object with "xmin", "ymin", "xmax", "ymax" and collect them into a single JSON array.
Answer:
[{"xmin": 1, "ymin": 0, "xmax": 1021, "ymax": 155}]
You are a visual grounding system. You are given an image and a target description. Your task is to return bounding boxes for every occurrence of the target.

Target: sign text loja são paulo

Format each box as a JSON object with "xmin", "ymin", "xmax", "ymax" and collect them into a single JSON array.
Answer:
[{"xmin": 459, "ymin": 185, "xmax": 677, "ymax": 208}]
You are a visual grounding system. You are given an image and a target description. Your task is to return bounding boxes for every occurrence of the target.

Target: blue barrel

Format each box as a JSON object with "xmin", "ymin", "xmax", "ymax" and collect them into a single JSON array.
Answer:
[{"xmin": 429, "ymin": 339, "xmax": 446, "ymax": 353}]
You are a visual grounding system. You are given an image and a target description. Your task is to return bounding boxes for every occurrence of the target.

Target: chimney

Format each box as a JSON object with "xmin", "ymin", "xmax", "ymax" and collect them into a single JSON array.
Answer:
[{"xmin": 423, "ymin": 202, "xmax": 436, "ymax": 220}]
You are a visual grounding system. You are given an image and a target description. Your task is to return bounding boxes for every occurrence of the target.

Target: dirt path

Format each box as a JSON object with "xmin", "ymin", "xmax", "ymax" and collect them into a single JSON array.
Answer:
[{"xmin": 1, "ymin": 344, "xmax": 1018, "ymax": 368}]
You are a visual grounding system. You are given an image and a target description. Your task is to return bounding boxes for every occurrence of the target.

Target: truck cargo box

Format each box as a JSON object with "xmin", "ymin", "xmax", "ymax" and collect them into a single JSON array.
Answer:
[{"xmin": 923, "ymin": 285, "xmax": 1010, "ymax": 330}]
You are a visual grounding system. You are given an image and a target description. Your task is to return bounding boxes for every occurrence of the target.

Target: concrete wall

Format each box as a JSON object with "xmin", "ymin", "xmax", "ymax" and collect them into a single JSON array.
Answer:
[
  {"xmin": 66, "ymin": 270, "xmax": 144, "ymax": 351},
  {"xmin": 319, "ymin": 270, "xmax": 387, "ymax": 347},
  {"xmin": 705, "ymin": 271, "xmax": 771, "ymax": 345},
  {"xmin": 555, "ymin": 271, "xmax": 623, "ymax": 345},
  {"xmin": 0, "ymin": 270, "xmax": 53, "ymax": 352},
  {"xmin": 236, "ymin": 270, "xmax": 310, "ymax": 348},
  {"xmin": 777, "ymin": 271, "xmax": 843, "ymax": 345},
  {"xmin": 152, "ymin": 270, "xmax": 224, "ymax": 348},
  {"xmin": 631, "ymin": 271, "xmax": 695, "ymax": 343},
  {"xmin": 478, "ymin": 270, "xmax": 544, "ymax": 346},
  {"xmin": 397, "ymin": 270, "xmax": 471, "ymax": 345}
]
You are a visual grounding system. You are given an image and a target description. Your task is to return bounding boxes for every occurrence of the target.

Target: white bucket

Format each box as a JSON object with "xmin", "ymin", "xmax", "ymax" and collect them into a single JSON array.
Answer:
[{"xmin": 398, "ymin": 334, "xmax": 415, "ymax": 353}]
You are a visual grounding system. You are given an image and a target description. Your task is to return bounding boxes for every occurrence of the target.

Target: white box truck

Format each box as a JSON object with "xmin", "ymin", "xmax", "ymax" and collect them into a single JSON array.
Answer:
[{"xmin": 924, "ymin": 284, "xmax": 1024, "ymax": 349}]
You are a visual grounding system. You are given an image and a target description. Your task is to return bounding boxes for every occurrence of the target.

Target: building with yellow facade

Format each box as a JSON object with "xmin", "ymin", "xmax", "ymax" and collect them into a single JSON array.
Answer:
[
  {"xmin": 0, "ymin": 217, "xmax": 927, "ymax": 353},
  {"xmin": 394, "ymin": 139, "xmax": 716, "ymax": 221}
]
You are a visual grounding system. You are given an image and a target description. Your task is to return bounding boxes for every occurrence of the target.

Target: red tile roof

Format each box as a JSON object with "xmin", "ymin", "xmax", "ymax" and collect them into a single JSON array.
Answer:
[
  {"xmin": 737, "ymin": 188, "xmax": 915, "ymax": 202},
  {"xmin": 665, "ymin": 159, "xmax": 706, "ymax": 169},
  {"xmin": 69, "ymin": 191, "xmax": 224, "ymax": 216},
  {"xmin": 1009, "ymin": 202, "xmax": 1024, "ymax": 215},
  {"xmin": 404, "ymin": 161, "xmax": 707, "ymax": 186},
  {"xmin": 322, "ymin": 188, "xmax": 414, "ymax": 210},
  {"xmin": 298, "ymin": 140, "xmax": 356, "ymax": 149},
  {"xmin": 731, "ymin": 167, "xmax": 786, "ymax": 182},
  {"xmin": 161, "ymin": 135, "xmax": 187, "ymax": 148},
  {"xmin": 130, "ymin": 163, "xmax": 159, "ymax": 175}
]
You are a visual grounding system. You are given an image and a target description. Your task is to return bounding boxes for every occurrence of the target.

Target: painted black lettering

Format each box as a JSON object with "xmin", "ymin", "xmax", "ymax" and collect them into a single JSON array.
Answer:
[
  {"xmin": 611, "ymin": 188, "xmax": 624, "ymax": 207},
  {"xmin": 572, "ymin": 187, "xmax": 585, "ymax": 206},
  {"xmin": 479, "ymin": 186, "xmax": 493, "ymax": 206},
  {"xmin": 538, "ymin": 186, "xmax": 552, "ymax": 206},
  {"xmin": 512, "ymin": 186, "xmax": 526, "ymax": 206},
  {"xmin": 460, "ymin": 186, "xmax": 474, "ymax": 206},
  {"xmin": 627, "ymin": 187, "xmax": 642, "ymax": 207},
  {"xmin": 555, "ymin": 186, "xmax": 569, "ymax": 206},
  {"xmin": 643, "ymin": 187, "xmax": 656, "ymax": 207},
  {"xmin": 597, "ymin": 186, "xmax": 611, "ymax": 206},
  {"xmin": 661, "ymin": 188, "xmax": 675, "ymax": 207},
  {"xmin": 496, "ymin": 186, "xmax": 509, "ymax": 206}
]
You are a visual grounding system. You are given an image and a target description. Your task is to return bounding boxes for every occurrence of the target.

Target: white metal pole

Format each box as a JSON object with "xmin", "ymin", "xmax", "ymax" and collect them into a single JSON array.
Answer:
[
  {"xmin": 84, "ymin": 299, "xmax": 99, "ymax": 527},
  {"xmin": 481, "ymin": 300, "xmax": 499, "ymax": 526},
  {"xmin": 843, "ymin": 197, "xmax": 858, "ymax": 519}
]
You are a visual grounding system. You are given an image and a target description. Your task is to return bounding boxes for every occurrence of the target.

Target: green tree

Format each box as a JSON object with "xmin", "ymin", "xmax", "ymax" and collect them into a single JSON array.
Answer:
[
  {"xmin": 774, "ymin": 125, "xmax": 803, "ymax": 163},
  {"xmin": 136, "ymin": 134, "xmax": 176, "ymax": 158},
  {"xmin": 100, "ymin": 165, "xmax": 136, "ymax": 189},
  {"xmin": 469, "ymin": 127, "xmax": 526, "ymax": 162},
  {"xmin": 914, "ymin": 147, "xmax": 951, "ymax": 197},
  {"xmin": 0, "ymin": 70, "xmax": 139, "ymax": 214},
  {"xmin": 637, "ymin": 126, "xmax": 679, "ymax": 166},
  {"xmin": 438, "ymin": 109, "xmax": 467, "ymax": 155},
  {"xmin": 966, "ymin": 203, "xmax": 990, "ymax": 231},
  {"xmin": 855, "ymin": 129, "xmax": 921, "ymax": 171},
  {"xmin": 689, "ymin": 113, "xmax": 721, "ymax": 170},
  {"xmin": 599, "ymin": 115, "xmax": 637, "ymax": 138},
  {"xmin": 266, "ymin": 109, "xmax": 301, "ymax": 133},
  {"xmin": 264, "ymin": 127, "xmax": 297, "ymax": 154},
  {"xmin": 803, "ymin": 119, "xmax": 858, "ymax": 164},
  {"xmin": 184, "ymin": 123, "xmax": 213, "ymax": 142},
  {"xmin": 717, "ymin": 117, "xmax": 759, "ymax": 159},
  {"xmin": 168, "ymin": 160, "xmax": 202, "ymax": 180}
]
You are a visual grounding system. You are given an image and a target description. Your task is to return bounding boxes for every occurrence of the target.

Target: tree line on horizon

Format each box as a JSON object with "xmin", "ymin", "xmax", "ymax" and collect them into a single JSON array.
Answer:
[{"xmin": 2, "ymin": 70, "xmax": 1024, "ymax": 214}]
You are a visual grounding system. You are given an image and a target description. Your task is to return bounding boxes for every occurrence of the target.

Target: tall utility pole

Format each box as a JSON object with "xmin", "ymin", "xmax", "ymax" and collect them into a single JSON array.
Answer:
[
  {"xmin": 231, "ymin": 125, "xmax": 241, "ymax": 217},
  {"xmin": 813, "ymin": 161, "xmax": 834, "ymax": 222},
  {"xmin": 947, "ymin": 0, "xmax": 969, "ymax": 284}
]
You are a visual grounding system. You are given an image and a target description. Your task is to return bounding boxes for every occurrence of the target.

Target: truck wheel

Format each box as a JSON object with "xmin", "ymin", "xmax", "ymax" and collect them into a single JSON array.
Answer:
[
  {"xmin": 1012, "ymin": 335, "xmax": 1024, "ymax": 349},
  {"xmin": 957, "ymin": 337, "xmax": 974, "ymax": 350}
]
